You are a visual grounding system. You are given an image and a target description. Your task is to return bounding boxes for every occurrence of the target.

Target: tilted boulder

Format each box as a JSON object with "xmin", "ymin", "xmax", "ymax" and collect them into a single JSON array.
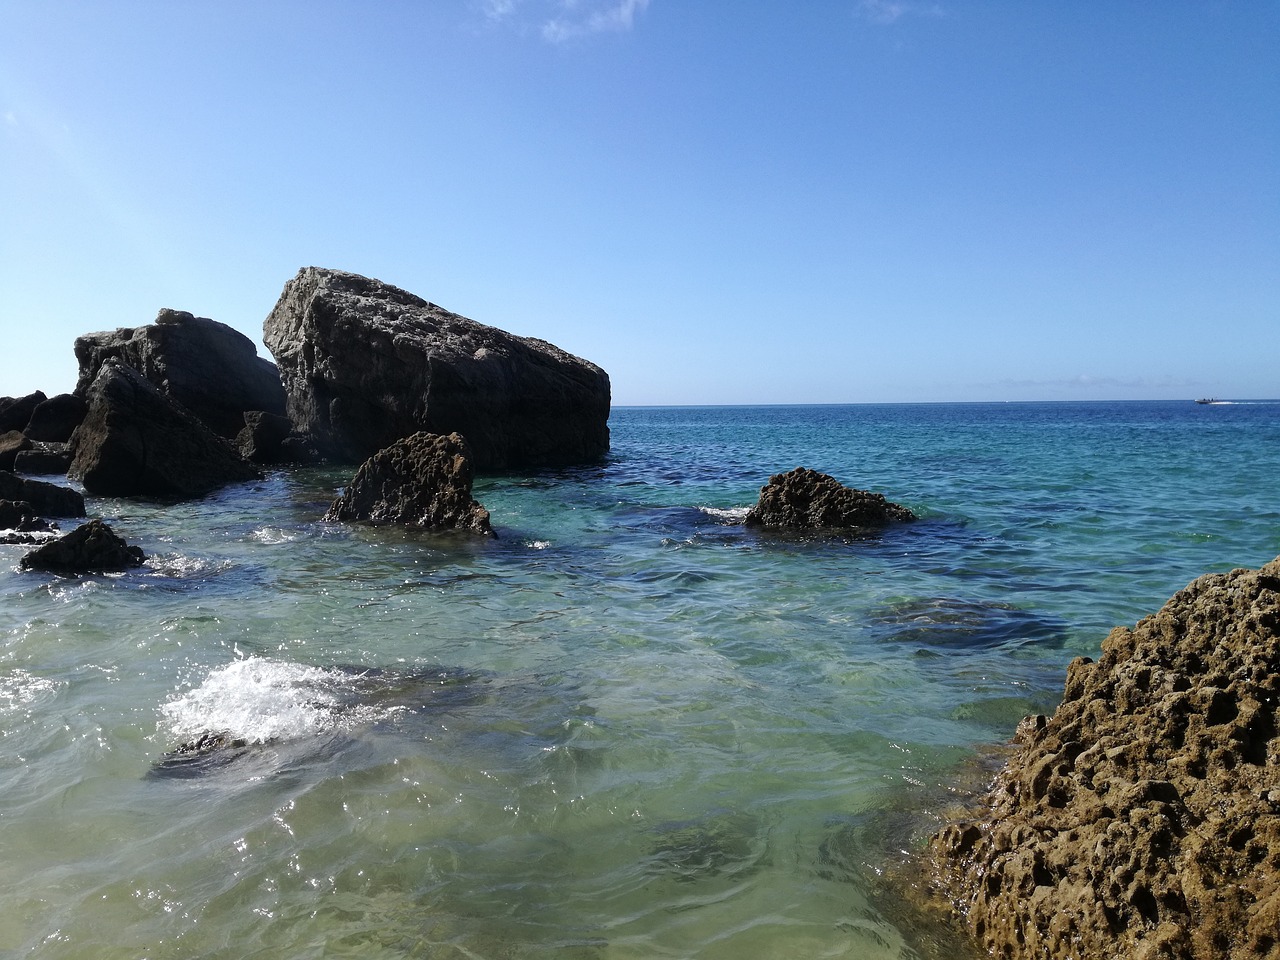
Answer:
[
  {"xmin": 20, "ymin": 519, "xmax": 145, "ymax": 573},
  {"xmin": 263, "ymin": 267, "xmax": 611, "ymax": 469},
  {"xmin": 743, "ymin": 467, "xmax": 917, "ymax": 530},
  {"xmin": 74, "ymin": 308, "xmax": 286, "ymax": 437},
  {"xmin": 927, "ymin": 557, "xmax": 1280, "ymax": 960},
  {"xmin": 0, "ymin": 391, "xmax": 46, "ymax": 434},
  {"xmin": 13, "ymin": 444, "xmax": 73, "ymax": 476},
  {"xmin": 324, "ymin": 431, "xmax": 493, "ymax": 536},
  {"xmin": 0, "ymin": 430, "xmax": 31, "ymax": 471},
  {"xmin": 0, "ymin": 470, "xmax": 85, "ymax": 518},
  {"xmin": 24, "ymin": 393, "xmax": 88, "ymax": 443},
  {"xmin": 69, "ymin": 359, "xmax": 261, "ymax": 498}
]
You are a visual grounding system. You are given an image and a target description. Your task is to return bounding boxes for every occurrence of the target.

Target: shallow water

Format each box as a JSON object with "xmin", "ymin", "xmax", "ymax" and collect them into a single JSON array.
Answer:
[{"xmin": 2, "ymin": 401, "xmax": 1277, "ymax": 958}]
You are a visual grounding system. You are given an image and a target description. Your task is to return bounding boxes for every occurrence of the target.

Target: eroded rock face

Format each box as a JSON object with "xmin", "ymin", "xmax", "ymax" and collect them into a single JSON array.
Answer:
[
  {"xmin": 262, "ymin": 267, "xmax": 611, "ymax": 469},
  {"xmin": 0, "ymin": 471, "xmax": 85, "ymax": 518},
  {"xmin": 324, "ymin": 431, "xmax": 493, "ymax": 536},
  {"xmin": 928, "ymin": 557, "xmax": 1280, "ymax": 960},
  {"xmin": 74, "ymin": 309, "xmax": 286, "ymax": 437},
  {"xmin": 20, "ymin": 519, "xmax": 145, "ymax": 572},
  {"xmin": 743, "ymin": 467, "xmax": 917, "ymax": 530},
  {"xmin": 69, "ymin": 359, "xmax": 260, "ymax": 498}
]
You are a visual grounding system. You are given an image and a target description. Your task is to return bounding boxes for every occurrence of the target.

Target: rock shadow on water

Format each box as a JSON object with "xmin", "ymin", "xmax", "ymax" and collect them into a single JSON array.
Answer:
[{"xmin": 867, "ymin": 596, "xmax": 1070, "ymax": 654}]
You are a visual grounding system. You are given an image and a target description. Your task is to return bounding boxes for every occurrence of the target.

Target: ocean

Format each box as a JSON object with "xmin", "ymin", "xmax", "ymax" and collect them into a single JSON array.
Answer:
[{"xmin": 2, "ymin": 400, "xmax": 1277, "ymax": 959}]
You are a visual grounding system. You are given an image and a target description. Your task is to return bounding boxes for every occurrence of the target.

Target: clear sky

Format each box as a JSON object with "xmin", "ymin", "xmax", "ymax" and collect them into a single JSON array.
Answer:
[{"xmin": 2, "ymin": 1, "xmax": 1276, "ymax": 405}]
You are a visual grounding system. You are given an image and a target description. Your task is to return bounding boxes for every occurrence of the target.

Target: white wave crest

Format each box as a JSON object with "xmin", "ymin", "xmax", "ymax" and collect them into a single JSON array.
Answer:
[
  {"xmin": 698, "ymin": 506, "xmax": 750, "ymax": 522},
  {"xmin": 0, "ymin": 669, "xmax": 61, "ymax": 712}
]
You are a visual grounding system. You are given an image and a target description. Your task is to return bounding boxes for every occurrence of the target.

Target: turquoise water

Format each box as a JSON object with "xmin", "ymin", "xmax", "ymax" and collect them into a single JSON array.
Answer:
[{"xmin": 2, "ymin": 401, "xmax": 1277, "ymax": 959}]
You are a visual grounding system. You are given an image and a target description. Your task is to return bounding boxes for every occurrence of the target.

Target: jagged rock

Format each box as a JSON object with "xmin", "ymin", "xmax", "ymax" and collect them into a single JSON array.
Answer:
[
  {"xmin": 0, "ymin": 391, "xmax": 47, "ymax": 433},
  {"xmin": 324, "ymin": 431, "xmax": 493, "ymax": 536},
  {"xmin": 0, "ymin": 499, "xmax": 55, "ymax": 533},
  {"xmin": 68, "ymin": 359, "xmax": 260, "ymax": 498},
  {"xmin": 743, "ymin": 467, "xmax": 917, "ymax": 530},
  {"xmin": 74, "ymin": 308, "xmax": 286, "ymax": 437},
  {"xmin": 234, "ymin": 410, "xmax": 294, "ymax": 464},
  {"xmin": 13, "ymin": 443, "xmax": 72, "ymax": 476},
  {"xmin": 262, "ymin": 267, "xmax": 611, "ymax": 469},
  {"xmin": 926, "ymin": 557, "xmax": 1280, "ymax": 960},
  {"xmin": 20, "ymin": 519, "xmax": 145, "ymax": 572},
  {"xmin": 24, "ymin": 393, "xmax": 87, "ymax": 443},
  {"xmin": 0, "ymin": 430, "xmax": 31, "ymax": 471},
  {"xmin": 0, "ymin": 471, "xmax": 85, "ymax": 517}
]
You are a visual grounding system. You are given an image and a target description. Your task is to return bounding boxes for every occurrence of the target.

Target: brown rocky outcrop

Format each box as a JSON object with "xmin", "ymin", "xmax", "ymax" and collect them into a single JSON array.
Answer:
[
  {"xmin": 743, "ymin": 467, "xmax": 917, "ymax": 530},
  {"xmin": 0, "ymin": 471, "xmax": 85, "ymax": 518},
  {"xmin": 74, "ymin": 308, "xmax": 286, "ymax": 437},
  {"xmin": 24, "ymin": 393, "xmax": 88, "ymax": 443},
  {"xmin": 262, "ymin": 267, "xmax": 611, "ymax": 470},
  {"xmin": 20, "ymin": 519, "xmax": 145, "ymax": 573},
  {"xmin": 927, "ymin": 557, "xmax": 1280, "ymax": 960},
  {"xmin": 324, "ymin": 431, "xmax": 493, "ymax": 536},
  {"xmin": 69, "ymin": 359, "xmax": 260, "ymax": 498}
]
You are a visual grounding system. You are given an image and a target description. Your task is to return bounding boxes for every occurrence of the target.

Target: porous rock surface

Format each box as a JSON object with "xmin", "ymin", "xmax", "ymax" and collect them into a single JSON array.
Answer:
[
  {"xmin": 743, "ymin": 467, "xmax": 917, "ymax": 530},
  {"xmin": 262, "ymin": 267, "xmax": 611, "ymax": 470},
  {"xmin": 69, "ymin": 359, "xmax": 260, "ymax": 498},
  {"xmin": 324, "ymin": 431, "xmax": 493, "ymax": 536},
  {"xmin": 20, "ymin": 519, "xmax": 145, "ymax": 573},
  {"xmin": 928, "ymin": 557, "xmax": 1280, "ymax": 960},
  {"xmin": 74, "ymin": 309, "xmax": 286, "ymax": 437}
]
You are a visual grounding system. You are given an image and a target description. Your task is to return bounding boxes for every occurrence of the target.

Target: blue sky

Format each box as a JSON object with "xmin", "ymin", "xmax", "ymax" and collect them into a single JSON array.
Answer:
[{"xmin": 2, "ymin": 1, "xmax": 1276, "ymax": 405}]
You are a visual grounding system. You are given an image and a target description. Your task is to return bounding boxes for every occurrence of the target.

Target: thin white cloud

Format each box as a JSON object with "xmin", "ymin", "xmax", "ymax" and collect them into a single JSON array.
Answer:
[
  {"xmin": 543, "ymin": 0, "xmax": 649, "ymax": 43},
  {"xmin": 856, "ymin": 0, "xmax": 943, "ymax": 26}
]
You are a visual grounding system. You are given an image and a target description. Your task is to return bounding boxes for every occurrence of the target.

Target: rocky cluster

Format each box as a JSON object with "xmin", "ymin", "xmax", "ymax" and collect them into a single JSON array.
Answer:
[
  {"xmin": 927, "ymin": 557, "xmax": 1280, "ymax": 960},
  {"xmin": 324, "ymin": 431, "xmax": 493, "ymax": 536},
  {"xmin": 20, "ymin": 519, "xmax": 145, "ymax": 573},
  {"xmin": 743, "ymin": 467, "xmax": 916, "ymax": 530}
]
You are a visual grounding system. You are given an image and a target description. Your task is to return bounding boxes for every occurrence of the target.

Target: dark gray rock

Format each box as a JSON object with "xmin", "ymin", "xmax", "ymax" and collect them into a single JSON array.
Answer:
[
  {"xmin": 262, "ymin": 267, "xmax": 611, "ymax": 469},
  {"xmin": 74, "ymin": 308, "xmax": 286, "ymax": 437},
  {"xmin": 324, "ymin": 431, "xmax": 493, "ymax": 536},
  {"xmin": 24, "ymin": 393, "xmax": 88, "ymax": 443},
  {"xmin": 0, "ymin": 430, "xmax": 31, "ymax": 471},
  {"xmin": 743, "ymin": 467, "xmax": 917, "ymax": 530},
  {"xmin": 20, "ymin": 519, "xmax": 145, "ymax": 573},
  {"xmin": 0, "ymin": 391, "xmax": 46, "ymax": 433},
  {"xmin": 13, "ymin": 443, "xmax": 72, "ymax": 476},
  {"xmin": 0, "ymin": 499, "xmax": 55, "ymax": 534},
  {"xmin": 235, "ymin": 410, "xmax": 294, "ymax": 464},
  {"xmin": 68, "ymin": 359, "xmax": 261, "ymax": 498},
  {"xmin": 0, "ymin": 471, "xmax": 85, "ymax": 518}
]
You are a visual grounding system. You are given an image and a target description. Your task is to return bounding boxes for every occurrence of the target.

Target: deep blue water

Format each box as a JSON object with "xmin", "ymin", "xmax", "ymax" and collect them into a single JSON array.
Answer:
[{"xmin": 1, "ymin": 400, "xmax": 1277, "ymax": 958}]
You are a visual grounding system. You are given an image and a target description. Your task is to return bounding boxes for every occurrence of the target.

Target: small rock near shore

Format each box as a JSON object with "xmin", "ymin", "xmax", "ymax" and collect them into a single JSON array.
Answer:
[
  {"xmin": 20, "ymin": 519, "xmax": 145, "ymax": 573},
  {"xmin": 743, "ymin": 467, "xmax": 917, "ymax": 530}
]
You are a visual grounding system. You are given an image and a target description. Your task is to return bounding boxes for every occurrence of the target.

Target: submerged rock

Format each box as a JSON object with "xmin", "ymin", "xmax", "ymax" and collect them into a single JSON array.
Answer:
[
  {"xmin": 926, "ymin": 556, "xmax": 1280, "ymax": 960},
  {"xmin": 74, "ymin": 308, "xmax": 286, "ymax": 438},
  {"xmin": 743, "ymin": 467, "xmax": 916, "ymax": 530},
  {"xmin": 20, "ymin": 518, "xmax": 145, "ymax": 572},
  {"xmin": 262, "ymin": 267, "xmax": 611, "ymax": 469},
  {"xmin": 68, "ymin": 359, "xmax": 260, "ymax": 498},
  {"xmin": 324, "ymin": 431, "xmax": 494, "ymax": 536},
  {"xmin": 0, "ymin": 499, "xmax": 57, "ymax": 543}
]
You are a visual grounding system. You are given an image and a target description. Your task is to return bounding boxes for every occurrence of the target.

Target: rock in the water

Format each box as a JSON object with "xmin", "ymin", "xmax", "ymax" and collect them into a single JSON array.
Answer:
[
  {"xmin": 69, "ymin": 359, "xmax": 261, "ymax": 498},
  {"xmin": 0, "ymin": 470, "xmax": 85, "ymax": 517},
  {"xmin": 263, "ymin": 267, "xmax": 611, "ymax": 469},
  {"xmin": 24, "ymin": 393, "xmax": 88, "ymax": 443},
  {"xmin": 0, "ymin": 430, "xmax": 32, "ymax": 471},
  {"xmin": 13, "ymin": 443, "xmax": 73, "ymax": 476},
  {"xmin": 0, "ymin": 499, "xmax": 55, "ymax": 534},
  {"xmin": 743, "ymin": 467, "xmax": 916, "ymax": 530},
  {"xmin": 324, "ymin": 431, "xmax": 493, "ymax": 536},
  {"xmin": 20, "ymin": 518, "xmax": 145, "ymax": 572},
  {"xmin": 926, "ymin": 557, "xmax": 1280, "ymax": 960},
  {"xmin": 234, "ymin": 410, "xmax": 295, "ymax": 464},
  {"xmin": 0, "ymin": 391, "xmax": 47, "ymax": 434},
  {"xmin": 74, "ymin": 308, "xmax": 286, "ymax": 437}
]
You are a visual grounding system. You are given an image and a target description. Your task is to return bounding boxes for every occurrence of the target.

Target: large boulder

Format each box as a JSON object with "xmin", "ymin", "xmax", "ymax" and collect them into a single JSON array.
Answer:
[
  {"xmin": 262, "ymin": 267, "xmax": 611, "ymax": 469},
  {"xmin": 0, "ymin": 471, "xmax": 85, "ymax": 518},
  {"xmin": 69, "ymin": 359, "xmax": 261, "ymax": 498},
  {"xmin": 13, "ymin": 443, "xmax": 73, "ymax": 476},
  {"xmin": 20, "ymin": 519, "xmax": 145, "ymax": 573},
  {"xmin": 0, "ymin": 391, "xmax": 47, "ymax": 433},
  {"xmin": 927, "ymin": 558, "xmax": 1280, "ymax": 960},
  {"xmin": 324, "ymin": 431, "xmax": 493, "ymax": 536},
  {"xmin": 24, "ymin": 393, "xmax": 88, "ymax": 443},
  {"xmin": 74, "ymin": 309, "xmax": 286, "ymax": 437},
  {"xmin": 0, "ymin": 430, "xmax": 32, "ymax": 471},
  {"xmin": 743, "ymin": 467, "xmax": 917, "ymax": 530}
]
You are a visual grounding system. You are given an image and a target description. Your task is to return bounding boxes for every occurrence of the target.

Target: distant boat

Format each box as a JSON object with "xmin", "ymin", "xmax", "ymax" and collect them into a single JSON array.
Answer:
[{"xmin": 1195, "ymin": 398, "xmax": 1224, "ymax": 405}]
